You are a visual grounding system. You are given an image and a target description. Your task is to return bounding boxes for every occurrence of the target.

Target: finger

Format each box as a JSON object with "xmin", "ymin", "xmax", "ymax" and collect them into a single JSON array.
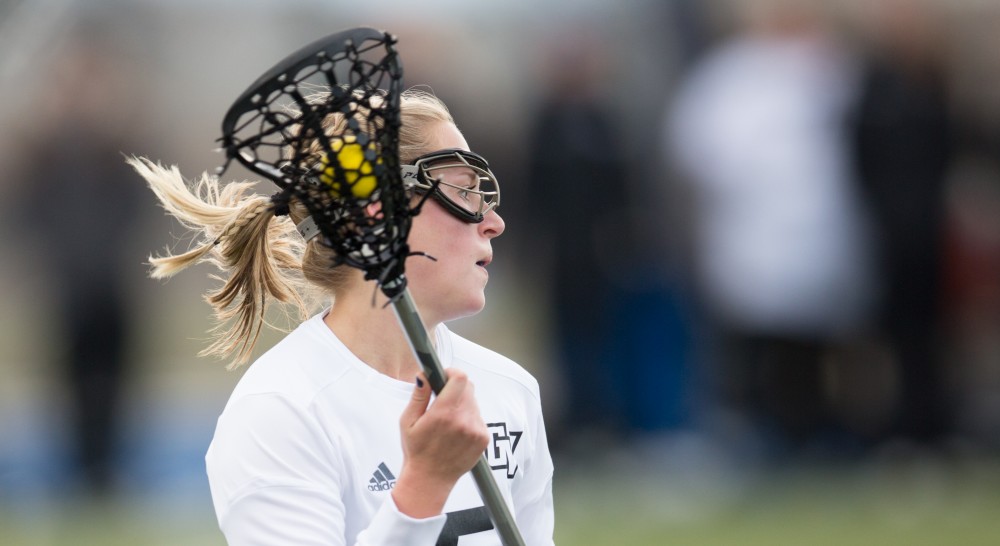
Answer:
[
  {"xmin": 400, "ymin": 373, "xmax": 431, "ymax": 428},
  {"xmin": 434, "ymin": 369, "xmax": 469, "ymax": 406}
]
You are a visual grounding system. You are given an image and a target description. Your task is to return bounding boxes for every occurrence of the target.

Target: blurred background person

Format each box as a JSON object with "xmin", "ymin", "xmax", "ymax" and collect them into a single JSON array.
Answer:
[
  {"xmin": 850, "ymin": 0, "xmax": 956, "ymax": 443},
  {"xmin": 667, "ymin": 0, "xmax": 877, "ymax": 458},
  {"xmin": 6, "ymin": 25, "xmax": 153, "ymax": 497},
  {"xmin": 521, "ymin": 28, "xmax": 692, "ymax": 454},
  {"xmin": 521, "ymin": 31, "xmax": 634, "ymax": 449},
  {"xmin": 936, "ymin": 2, "xmax": 1000, "ymax": 448}
]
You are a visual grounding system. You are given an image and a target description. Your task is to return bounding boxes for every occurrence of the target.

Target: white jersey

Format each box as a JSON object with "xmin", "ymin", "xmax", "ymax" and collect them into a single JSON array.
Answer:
[{"xmin": 205, "ymin": 312, "xmax": 555, "ymax": 546}]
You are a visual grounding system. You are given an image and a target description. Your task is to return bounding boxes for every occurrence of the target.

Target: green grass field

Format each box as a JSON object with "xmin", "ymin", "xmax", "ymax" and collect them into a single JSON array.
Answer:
[
  {"xmin": 3, "ymin": 454, "xmax": 999, "ymax": 546},
  {"xmin": 554, "ymin": 457, "xmax": 1000, "ymax": 546}
]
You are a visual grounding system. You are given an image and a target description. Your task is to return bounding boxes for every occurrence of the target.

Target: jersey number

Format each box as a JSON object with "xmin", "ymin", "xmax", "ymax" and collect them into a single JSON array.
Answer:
[{"xmin": 436, "ymin": 506, "xmax": 493, "ymax": 546}]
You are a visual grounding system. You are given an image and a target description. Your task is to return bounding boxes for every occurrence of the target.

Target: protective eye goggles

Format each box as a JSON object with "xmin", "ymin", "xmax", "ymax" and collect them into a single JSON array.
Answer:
[
  {"xmin": 401, "ymin": 148, "xmax": 500, "ymax": 224},
  {"xmin": 294, "ymin": 148, "xmax": 501, "ymax": 242}
]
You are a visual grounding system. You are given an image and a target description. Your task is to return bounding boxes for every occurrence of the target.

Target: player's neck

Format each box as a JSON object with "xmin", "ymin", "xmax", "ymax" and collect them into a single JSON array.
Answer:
[{"xmin": 323, "ymin": 288, "xmax": 437, "ymax": 381}]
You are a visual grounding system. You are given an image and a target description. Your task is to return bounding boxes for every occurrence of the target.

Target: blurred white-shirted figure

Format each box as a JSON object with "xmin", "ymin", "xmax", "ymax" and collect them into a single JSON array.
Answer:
[{"xmin": 667, "ymin": 0, "xmax": 876, "ymax": 448}]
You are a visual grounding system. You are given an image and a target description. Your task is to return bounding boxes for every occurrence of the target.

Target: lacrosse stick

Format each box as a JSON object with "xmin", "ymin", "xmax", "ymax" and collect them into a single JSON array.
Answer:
[{"xmin": 217, "ymin": 27, "xmax": 524, "ymax": 546}]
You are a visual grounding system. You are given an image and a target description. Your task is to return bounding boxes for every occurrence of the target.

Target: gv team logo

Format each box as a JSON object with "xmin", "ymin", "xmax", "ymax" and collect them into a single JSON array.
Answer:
[{"xmin": 485, "ymin": 422, "xmax": 522, "ymax": 479}]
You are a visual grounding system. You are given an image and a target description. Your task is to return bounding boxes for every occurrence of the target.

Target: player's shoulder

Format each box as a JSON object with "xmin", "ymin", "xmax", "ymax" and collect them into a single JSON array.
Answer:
[
  {"xmin": 442, "ymin": 326, "xmax": 541, "ymax": 400},
  {"xmin": 225, "ymin": 313, "xmax": 351, "ymax": 408}
]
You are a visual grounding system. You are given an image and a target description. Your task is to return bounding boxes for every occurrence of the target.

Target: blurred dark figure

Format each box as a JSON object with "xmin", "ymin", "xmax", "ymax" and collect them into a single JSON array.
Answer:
[
  {"xmin": 668, "ymin": 1, "xmax": 877, "ymax": 455},
  {"xmin": 10, "ymin": 34, "xmax": 149, "ymax": 495},
  {"xmin": 522, "ymin": 36, "xmax": 636, "ymax": 447},
  {"xmin": 941, "ymin": 153, "xmax": 1000, "ymax": 445},
  {"xmin": 851, "ymin": 0, "xmax": 956, "ymax": 442}
]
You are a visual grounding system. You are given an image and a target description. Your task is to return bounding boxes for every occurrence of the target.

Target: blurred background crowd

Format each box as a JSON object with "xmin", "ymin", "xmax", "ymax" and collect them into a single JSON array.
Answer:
[{"xmin": 2, "ymin": 0, "xmax": 1000, "ymax": 543}]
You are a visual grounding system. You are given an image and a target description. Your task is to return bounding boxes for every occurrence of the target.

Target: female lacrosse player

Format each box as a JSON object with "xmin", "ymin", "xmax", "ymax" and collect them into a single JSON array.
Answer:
[{"xmin": 129, "ymin": 89, "xmax": 553, "ymax": 545}]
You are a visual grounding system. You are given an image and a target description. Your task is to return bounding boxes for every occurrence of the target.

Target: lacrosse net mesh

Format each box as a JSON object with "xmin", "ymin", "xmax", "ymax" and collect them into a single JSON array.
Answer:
[{"xmin": 219, "ymin": 28, "xmax": 414, "ymax": 297}]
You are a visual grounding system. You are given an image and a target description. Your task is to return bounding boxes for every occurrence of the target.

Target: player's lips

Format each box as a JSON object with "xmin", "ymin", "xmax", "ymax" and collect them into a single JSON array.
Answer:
[{"xmin": 476, "ymin": 255, "xmax": 492, "ymax": 267}]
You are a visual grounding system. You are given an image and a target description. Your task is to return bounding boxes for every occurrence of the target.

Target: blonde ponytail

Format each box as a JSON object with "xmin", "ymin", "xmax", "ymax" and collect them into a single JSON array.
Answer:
[{"xmin": 128, "ymin": 157, "xmax": 309, "ymax": 368}]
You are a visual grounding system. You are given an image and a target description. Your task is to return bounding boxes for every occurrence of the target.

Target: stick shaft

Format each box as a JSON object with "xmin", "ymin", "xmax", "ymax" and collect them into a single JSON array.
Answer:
[{"xmin": 391, "ymin": 290, "xmax": 526, "ymax": 546}]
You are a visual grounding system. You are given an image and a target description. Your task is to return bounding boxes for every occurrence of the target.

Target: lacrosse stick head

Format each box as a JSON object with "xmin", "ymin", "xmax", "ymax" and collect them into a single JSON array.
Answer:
[{"xmin": 218, "ymin": 27, "xmax": 412, "ymax": 297}]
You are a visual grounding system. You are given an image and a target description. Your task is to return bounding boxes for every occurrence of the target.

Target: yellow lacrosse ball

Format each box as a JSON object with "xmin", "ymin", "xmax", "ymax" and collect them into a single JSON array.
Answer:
[{"xmin": 318, "ymin": 137, "xmax": 379, "ymax": 198}]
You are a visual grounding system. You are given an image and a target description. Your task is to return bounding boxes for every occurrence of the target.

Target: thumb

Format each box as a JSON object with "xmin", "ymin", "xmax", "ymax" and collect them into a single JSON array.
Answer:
[{"xmin": 400, "ymin": 373, "xmax": 431, "ymax": 428}]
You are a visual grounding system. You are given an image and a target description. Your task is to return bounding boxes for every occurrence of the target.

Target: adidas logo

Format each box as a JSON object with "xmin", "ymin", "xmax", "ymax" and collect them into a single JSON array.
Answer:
[{"xmin": 367, "ymin": 462, "xmax": 397, "ymax": 492}]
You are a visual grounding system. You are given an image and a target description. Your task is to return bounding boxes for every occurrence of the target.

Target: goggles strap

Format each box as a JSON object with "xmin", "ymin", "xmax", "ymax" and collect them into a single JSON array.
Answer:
[{"xmin": 297, "ymin": 216, "xmax": 321, "ymax": 242}]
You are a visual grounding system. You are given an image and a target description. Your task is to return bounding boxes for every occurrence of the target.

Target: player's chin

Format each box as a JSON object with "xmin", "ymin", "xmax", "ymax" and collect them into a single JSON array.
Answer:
[{"xmin": 450, "ymin": 293, "xmax": 487, "ymax": 320}]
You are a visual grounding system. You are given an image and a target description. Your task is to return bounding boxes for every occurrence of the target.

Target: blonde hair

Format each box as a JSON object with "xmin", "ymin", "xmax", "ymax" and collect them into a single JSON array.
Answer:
[{"xmin": 130, "ymin": 89, "xmax": 454, "ymax": 368}]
